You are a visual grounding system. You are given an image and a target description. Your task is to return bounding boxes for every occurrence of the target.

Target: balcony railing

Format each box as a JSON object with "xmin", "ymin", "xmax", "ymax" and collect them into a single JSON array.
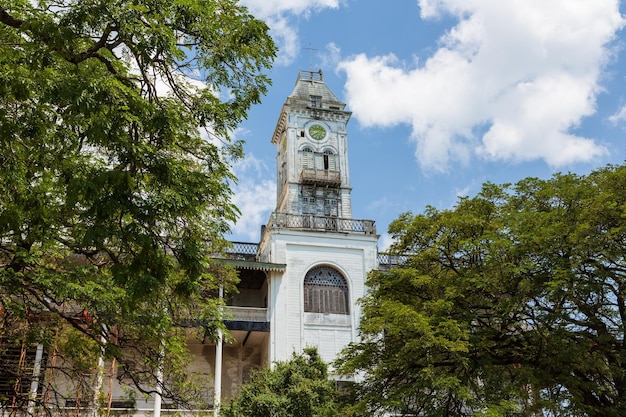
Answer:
[
  {"xmin": 267, "ymin": 212, "xmax": 376, "ymax": 235},
  {"xmin": 224, "ymin": 242, "xmax": 259, "ymax": 260},
  {"xmin": 301, "ymin": 168, "xmax": 340, "ymax": 186},
  {"xmin": 377, "ymin": 253, "xmax": 408, "ymax": 269},
  {"xmin": 224, "ymin": 306, "xmax": 268, "ymax": 322}
]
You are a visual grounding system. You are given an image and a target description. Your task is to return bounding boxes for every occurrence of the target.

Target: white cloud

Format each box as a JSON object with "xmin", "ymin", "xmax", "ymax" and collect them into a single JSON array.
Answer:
[
  {"xmin": 322, "ymin": 42, "xmax": 343, "ymax": 69},
  {"xmin": 338, "ymin": 0, "xmax": 624, "ymax": 171},
  {"xmin": 240, "ymin": 0, "xmax": 343, "ymax": 64},
  {"xmin": 241, "ymin": 0, "xmax": 341, "ymax": 18},
  {"xmin": 609, "ymin": 105, "xmax": 626, "ymax": 125},
  {"xmin": 230, "ymin": 154, "xmax": 277, "ymax": 242}
]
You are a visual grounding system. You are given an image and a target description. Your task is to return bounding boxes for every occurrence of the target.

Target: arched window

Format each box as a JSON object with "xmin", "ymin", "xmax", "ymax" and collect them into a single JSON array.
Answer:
[
  {"xmin": 301, "ymin": 146, "xmax": 314, "ymax": 169},
  {"xmin": 322, "ymin": 149, "xmax": 336, "ymax": 171},
  {"xmin": 304, "ymin": 266, "xmax": 349, "ymax": 314}
]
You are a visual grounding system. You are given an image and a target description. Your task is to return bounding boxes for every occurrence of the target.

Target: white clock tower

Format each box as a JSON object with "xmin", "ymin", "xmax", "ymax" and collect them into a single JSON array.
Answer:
[
  {"xmin": 271, "ymin": 69, "xmax": 354, "ymax": 220},
  {"xmin": 258, "ymin": 70, "xmax": 378, "ymax": 365}
]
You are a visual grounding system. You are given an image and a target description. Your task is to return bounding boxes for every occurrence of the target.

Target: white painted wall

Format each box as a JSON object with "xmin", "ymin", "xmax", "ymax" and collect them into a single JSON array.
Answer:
[{"xmin": 263, "ymin": 228, "xmax": 378, "ymax": 365}]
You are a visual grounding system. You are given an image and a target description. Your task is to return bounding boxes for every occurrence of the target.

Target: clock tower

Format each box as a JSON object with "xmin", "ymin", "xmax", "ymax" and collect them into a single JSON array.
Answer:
[
  {"xmin": 258, "ymin": 70, "xmax": 378, "ymax": 365},
  {"xmin": 271, "ymin": 69, "xmax": 354, "ymax": 221}
]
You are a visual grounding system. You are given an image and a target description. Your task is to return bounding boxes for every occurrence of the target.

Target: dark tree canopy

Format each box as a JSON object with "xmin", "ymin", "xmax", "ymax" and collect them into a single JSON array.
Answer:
[
  {"xmin": 220, "ymin": 347, "xmax": 339, "ymax": 417},
  {"xmin": 0, "ymin": 0, "xmax": 275, "ymax": 412},
  {"xmin": 337, "ymin": 164, "xmax": 626, "ymax": 417}
]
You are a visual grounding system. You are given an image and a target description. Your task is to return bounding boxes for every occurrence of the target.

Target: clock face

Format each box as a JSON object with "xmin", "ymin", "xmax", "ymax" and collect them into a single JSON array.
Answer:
[{"xmin": 308, "ymin": 124, "xmax": 327, "ymax": 140}]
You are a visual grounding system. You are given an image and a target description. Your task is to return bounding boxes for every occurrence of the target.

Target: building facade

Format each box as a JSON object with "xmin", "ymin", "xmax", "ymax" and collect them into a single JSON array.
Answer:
[
  {"xmin": 213, "ymin": 69, "xmax": 379, "ymax": 406},
  {"xmin": 259, "ymin": 69, "xmax": 379, "ymax": 364}
]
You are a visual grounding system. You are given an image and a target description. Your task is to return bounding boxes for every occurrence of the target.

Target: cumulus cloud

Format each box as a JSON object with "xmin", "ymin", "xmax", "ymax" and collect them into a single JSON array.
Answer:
[
  {"xmin": 230, "ymin": 154, "xmax": 277, "ymax": 242},
  {"xmin": 338, "ymin": 0, "xmax": 624, "ymax": 171},
  {"xmin": 240, "ymin": 0, "xmax": 342, "ymax": 64}
]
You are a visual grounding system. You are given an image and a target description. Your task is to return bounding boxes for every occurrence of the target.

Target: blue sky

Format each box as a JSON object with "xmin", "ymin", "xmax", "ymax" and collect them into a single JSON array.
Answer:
[{"xmin": 227, "ymin": 0, "xmax": 626, "ymax": 249}]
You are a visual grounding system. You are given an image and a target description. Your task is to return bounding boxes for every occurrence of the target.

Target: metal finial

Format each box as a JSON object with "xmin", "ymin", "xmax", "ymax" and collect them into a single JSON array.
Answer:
[{"xmin": 304, "ymin": 45, "xmax": 317, "ymax": 73}]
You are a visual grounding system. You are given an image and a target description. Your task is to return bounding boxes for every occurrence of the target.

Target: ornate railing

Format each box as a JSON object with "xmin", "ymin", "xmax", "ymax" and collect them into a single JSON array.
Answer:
[
  {"xmin": 377, "ymin": 253, "xmax": 409, "ymax": 269},
  {"xmin": 225, "ymin": 242, "xmax": 259, "ymax": 260},
  {"xmin": 266, "ymin": 212, "xmax": 376, "ymax": 235},
  {"xmin": 224, "ymin": 306, "xmax": 268, "ymax": 322}
]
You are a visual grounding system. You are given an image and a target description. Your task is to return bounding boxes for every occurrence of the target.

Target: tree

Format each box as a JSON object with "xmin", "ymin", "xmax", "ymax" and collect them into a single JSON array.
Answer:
[
  {"xmin": 220, "ymin": 348, "xmax": 339, "ymax": 417},
  {"xmin": 0, "ymin": 0, "xmax": 275, "ymax": 412},
  {"xmin": 337, "ymin": 164, "xmax": 626, "ymax": 417}
]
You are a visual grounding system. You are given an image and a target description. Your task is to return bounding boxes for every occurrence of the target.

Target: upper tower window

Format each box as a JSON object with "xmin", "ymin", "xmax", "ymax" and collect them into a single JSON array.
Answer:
[
  {"xmin": 310, "ymin": 95, "xmax": 322, "ymax": 108},
  {"xmin": 301, "ymin": 146, "xmax": 314, "ymax": 170},
  {"xmin": 304, "ymin": 266, "xmax": 349, "ymax": 314},
  {"xmin": 322, "ymin": 149, "xmax": 336, "ymax": 171}
]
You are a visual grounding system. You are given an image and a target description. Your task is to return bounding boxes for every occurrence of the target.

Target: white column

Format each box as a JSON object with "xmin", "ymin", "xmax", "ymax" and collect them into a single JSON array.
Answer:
[
  {"xmin": 153, "ymin": 344, "xmax": 165, "ymax": 417},
  {"xmin": 92, "ymin": 329, "xmax": 107, "ymax": 417},
  {"xmin": 213, "ymin": 286, "xmax": 224, "ymax": 417},
  {"xmin": 27, "ymin": 343, "xmax": 44, "ymax": 416}
]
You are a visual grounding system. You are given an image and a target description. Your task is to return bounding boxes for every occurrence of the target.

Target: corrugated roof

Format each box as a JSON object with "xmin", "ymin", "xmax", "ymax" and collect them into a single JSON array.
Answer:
[{"xmin": 218, "ymin": 258, "xmax": 286, "ymax": 272}]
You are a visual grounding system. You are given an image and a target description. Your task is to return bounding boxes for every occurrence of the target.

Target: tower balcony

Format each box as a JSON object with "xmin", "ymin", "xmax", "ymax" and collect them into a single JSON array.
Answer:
[
  {"xmin": 267, "ymin": 212, "xmax": 376, "ymax": 235},
  {"xmin": 300, "ymin": 168, "xmax": 341, "ymax": 186}
]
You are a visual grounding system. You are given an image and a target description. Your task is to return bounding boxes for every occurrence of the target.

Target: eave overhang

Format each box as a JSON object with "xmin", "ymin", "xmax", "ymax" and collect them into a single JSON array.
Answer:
[{"xmin": 217, "ymin": 258, "xmax": 286, "ymax": 272}]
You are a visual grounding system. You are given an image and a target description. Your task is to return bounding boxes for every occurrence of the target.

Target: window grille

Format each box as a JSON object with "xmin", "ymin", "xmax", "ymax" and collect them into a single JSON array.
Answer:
[
  {"xmin": 0, "ymin": 342, "xmax": 47, "ymax": 405},
  {"xmin": 303, "ymin": 266, "xmax": 349, "ymax": 314}
]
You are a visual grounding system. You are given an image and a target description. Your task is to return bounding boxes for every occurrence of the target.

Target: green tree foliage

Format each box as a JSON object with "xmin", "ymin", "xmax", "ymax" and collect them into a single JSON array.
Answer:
[
  {"xmin": 337, "ymin": 164, "xmax": 626, "ymax": 417},
  {"xmin": 220, "ymin": 347, "xmax": 339, "ymax": 417},
  {"xmin": 0, "ymin": 0, "xmax": 275, "ymax": 411}
]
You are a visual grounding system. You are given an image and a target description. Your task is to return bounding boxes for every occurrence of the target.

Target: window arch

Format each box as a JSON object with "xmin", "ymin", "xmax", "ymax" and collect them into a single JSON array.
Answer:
[
  {"xmin": 301, "ymin": 146, "xmax": 314, "ymax": 169},
  {"xmin": 303, "ymin": 266, "xmax": 349, "ymax": 314},
  {"xmin": 321, "ymin": 149, "xmax": 337, "ymax": 171}
]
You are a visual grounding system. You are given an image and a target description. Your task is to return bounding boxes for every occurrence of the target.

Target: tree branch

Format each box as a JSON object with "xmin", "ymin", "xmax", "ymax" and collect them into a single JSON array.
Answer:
[
  {"xmin": 0, "ymin": 5, "xmax": 23, "ymax": 29},
  {"xmin": 0, "ymin": 6, "xmax": 120, "ymax": 75}
]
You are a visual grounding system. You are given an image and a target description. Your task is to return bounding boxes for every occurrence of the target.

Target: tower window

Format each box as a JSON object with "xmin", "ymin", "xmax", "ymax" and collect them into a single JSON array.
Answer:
[
  {"xmin": 301, "ymin": 185, "xmax": 316, "ymax": 214},
  {"xmin": 301, "ymin": 147, "xmax": 314, "ymax": 170},
  {"xmin": 321, "ymin": 149, "xmax": 336, "ymax": 171},
  {"xmin": 310, "ymin": 95, "xmax": 322, "ymax": 108},
  {"xmin": 304, "ymin": 266, "xmax": 349, "ymax": 315},
  {"xmin": 324, "ymin": 198, "xmax": 337, "ymax": 216},
  {"xmin": 302, "ymin": 196, "xmax": 316, "ymax": 214}
]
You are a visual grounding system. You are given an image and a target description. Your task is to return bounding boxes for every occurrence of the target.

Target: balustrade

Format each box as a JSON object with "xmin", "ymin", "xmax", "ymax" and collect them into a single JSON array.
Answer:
[
  {"xmin": 267, "ymin": 212, "xmax": 376, "ymax": 235},
  {"xmin": 224, "ymin": 306, "xmax": 268, "ymax": 322}
]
